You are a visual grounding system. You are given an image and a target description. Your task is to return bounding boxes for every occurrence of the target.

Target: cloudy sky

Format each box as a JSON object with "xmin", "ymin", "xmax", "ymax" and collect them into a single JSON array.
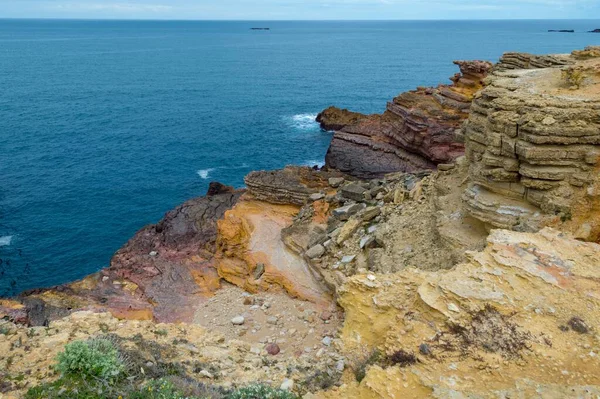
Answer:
[{"xmin": 1, "ymin": 0, "xmax": 599, "ymax": 20}]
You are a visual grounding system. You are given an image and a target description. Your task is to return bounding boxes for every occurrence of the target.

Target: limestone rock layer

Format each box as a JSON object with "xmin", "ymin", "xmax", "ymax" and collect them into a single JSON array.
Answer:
[{"xmin": 463, "ymin": 48, "xmax": 600, "ymax": 238}]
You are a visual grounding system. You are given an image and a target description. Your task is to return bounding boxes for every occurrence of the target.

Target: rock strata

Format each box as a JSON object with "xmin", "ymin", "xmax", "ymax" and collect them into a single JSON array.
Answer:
[
  {"xmin": 319, "ymin": 60, "xmax": 492, "ymax": 178},
  {"xmin": 463, "ymin": 48, "xmax": 600, "ymax": 238}
]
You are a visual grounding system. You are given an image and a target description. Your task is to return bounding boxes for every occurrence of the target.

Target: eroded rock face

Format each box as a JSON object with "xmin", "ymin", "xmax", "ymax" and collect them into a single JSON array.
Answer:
[
  {"xmin": 2, "ymin": 183, "xmax": 244, "ymax": 325},
  {"xmin": 244, "ymin": 166, "xmax": 342, "ymax": 205},
  {"xmin": 316, "ymin": 228, "xmax": 600, "ymax": 398},
  {"xmin": 320, "ymin": 60, "xmax": 492, "ymax": 178},
  {"xmin": 463, "ymin": 48, "xmax": 600, "ymax": 238}
]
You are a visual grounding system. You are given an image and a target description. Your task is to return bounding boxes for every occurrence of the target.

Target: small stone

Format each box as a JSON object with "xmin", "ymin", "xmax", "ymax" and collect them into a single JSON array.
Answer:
[
  {"xmin": 306, "ymin": 244, "xmax": 326, "ymax": 259},
  {"xmin": 267, "ymin": 316, "xmax": 278, "ymax": 325},
  {"xmin": 322, "ymin": 336, "xmax": 332, "ymax": 346},
  {"xmin": 438, "ymin": 163, "xmax": 455, "ymax": 171},
  {"xmin": 320, "ymin": 310, "xmax": 332, "ymax": 321},
  {"xmin": 361, "ymin": 207, "xmax": 381, "ymax": 222},
  {"xmin": 542, "ymin": 116, "xmax": 556, "ymax": 125},
  {"xmin": 310, "ymin": 193, "xmax": 325, "ymax": 201},
  {"xmin": 367, "ymin": 225, "xmax": 377, "ymax": 234},
  {"xmin": 341, "ymin": 255, "xmax": 356, "ymax": 264},
  {"xmin": 419, "ymin": 343, "xmax": 432, "ymax": 356},
  {"xmin": 393, "ymin": 188, "xmax": 405, "ymax": 204},
  {"xmin": 280, "ymin": 378, "xmax": 294, "ymax": 391},
  {"xmin": 253, "ymin": 263, "xmax": 265, "ymax": 280},
  {"xmin": 341, "ymin": 184, "xmax": 367, "ymax": 201},
  {"xmin": 336, "ymin": 360, "xmax": 345, "ymax": 372},
  {"xmin": 447, "ymin": 303, "xmax": 460, "ymax": 313},
  {"xmin": 568, "ymin": 317, "xmax": 589, "ymax": 334},
  {"xmin": 360, "ymin": 235, "xmax": 375, "ymax": 249},
  {"xmin": 337, "ymin": 219, "xmax": 361, "ymax": 245},
  {"xmin": 332, "ymin": 203, "xmax": 364, "ymax": 220},
  {"xmin": 149, "ymin": 251, "xmax": 158, "ymax": 257},
  {"xmin": 367, "ymin": 274, "xmax": 376, "ymax": 281},
  {"xmin": 231, "ymin": 316, "xmax": 245, "ymax": 325},
  {"xmin": 329, "ymin": 177, "xmax": 345, "ymax": 188},
  {"xmin": 200, "ymin": 369, "xmax": 213, "ymax": 379},
  {"xmin": 102, "ymin": 276, "xmax": 109, "ymax": 282},
  {"xmin": 266, "ymin": 343, "xmax": 281, "ymax": 355},
  {"xmin": 304, "ymin": 347, "xmax": 312, "ymax": 353},
  {"xmin": 243, "ymin": 297, "xmax": 254, "ymax": 305}
]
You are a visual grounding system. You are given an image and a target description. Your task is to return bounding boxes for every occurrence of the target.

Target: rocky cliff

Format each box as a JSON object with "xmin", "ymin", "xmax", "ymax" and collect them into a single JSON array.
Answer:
[
  {"xmin": 463, "ymin": 46, "xmax": 600, "ymax": 239},
  {"xmin": 318, "ymin": 60, "xmax": 492, "ymax": 178},
  {"xmin": 2, "ymin": 48, "xmax": 600, "ymax": 399}
]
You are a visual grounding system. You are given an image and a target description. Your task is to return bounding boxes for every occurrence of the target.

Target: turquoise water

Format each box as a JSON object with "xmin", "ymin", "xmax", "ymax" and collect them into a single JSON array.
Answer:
[{"xmin": 1, "ymin": 20, "xmax": 599, "ymax": 295}]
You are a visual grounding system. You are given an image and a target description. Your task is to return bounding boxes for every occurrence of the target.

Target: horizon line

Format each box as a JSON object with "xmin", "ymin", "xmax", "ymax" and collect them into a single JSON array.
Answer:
[{"xmin": 1, "ymin": 17, "xmax": 600, "ymax": 22}]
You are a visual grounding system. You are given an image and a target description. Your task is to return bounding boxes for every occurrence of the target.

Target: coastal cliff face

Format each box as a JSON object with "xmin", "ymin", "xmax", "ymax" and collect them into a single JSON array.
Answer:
[
  {"xmin": 2, "ymin": 48, "xmax": 600, "ymax": 398},
  {"xmin": 463, "ymin": 46, "xmax": 600, "ymax": 239},
  {"xmin": 318, "ymin": 60, "xmax": 492, "ymax": 178}
]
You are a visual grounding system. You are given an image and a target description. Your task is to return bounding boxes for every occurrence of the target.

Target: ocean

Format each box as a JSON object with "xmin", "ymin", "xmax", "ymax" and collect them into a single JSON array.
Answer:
[{"xmin": 1, "ymin": 19, "xmax": 598, "ymax": 295}]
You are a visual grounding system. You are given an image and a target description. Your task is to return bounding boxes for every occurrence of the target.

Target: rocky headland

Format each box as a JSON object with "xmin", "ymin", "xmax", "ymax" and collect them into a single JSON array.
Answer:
[
  {"xmin": 2, "ymin": 46, "xmax": 600, "ymax": 398},
  {"xmin": 317, "ymin": 60, "xmax": 493, "ymax": 178}
]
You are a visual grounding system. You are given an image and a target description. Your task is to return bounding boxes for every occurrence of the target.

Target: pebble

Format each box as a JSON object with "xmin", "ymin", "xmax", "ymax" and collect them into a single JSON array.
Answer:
[
  {"xmin": 231, "ymin": 316, "xmax": 245, "ymax": 325},
  {"xmin": 322, "ymin": 336, "xmax": 332, "ymax": 346},
  {"xmin": 310, "ymin": 193, "xmax": 325, "ymax": 201},
  {"xmin": 149, "ymin": 251, "xmax": 158, "ymax": 257},
  {"xmin": 266, "ymin": 343, "xmax": 281, "ymax": 355},
  {"xmin": 280, "ymin": 378, "xmax": 294, "ymax": 391},
  {"xmin": 336, "ymin": 359, "xmax": 345, "ymax": 372},
  {"xmin": 447, "ymin": 303, "xmax": 460, "ymax": 313},
  {"xmin": 200, "ymin": 369, "xmax": 214, "ymax": 379},
  {"xmin": 341, "ymin": 255, "xmax": 356, "ymax": 264},
  {"xmin": 267, "ymin": 316, "xmax": 278, "ymax": 325}
]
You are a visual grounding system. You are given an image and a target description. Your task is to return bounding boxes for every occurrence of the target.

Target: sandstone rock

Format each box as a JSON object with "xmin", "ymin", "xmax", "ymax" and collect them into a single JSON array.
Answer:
[
  {"xmin": 326, "ymin": 228, "xmax": 600, "ymax": 398},
  {"xmin": 360, "ymin": 207, "xmax": 381, "ymax": 222},
  {"xmin": 336, "ymin": 219, "xmax": 361, "ymax": 245},
  {"xmin": 328, "ymin": 177, "xmax": 345, "ymax": 188},
  {"xmin": 332, "ymin": 203, "xmax": 364, "ymax": 220},
  {"xmin": 340, "ymin": 184, "xmax": 367, "ymax": 201},
  {"xmin": 306, "ymin": 244, "xmax": 326, "ymax": 259},
  {"xmin": 309, "ymin": 193, "xmax": 325, "ymax": 201},
  {"xmin": 463, "ymin": 48, "xmax": 600, "ymax": 238}
]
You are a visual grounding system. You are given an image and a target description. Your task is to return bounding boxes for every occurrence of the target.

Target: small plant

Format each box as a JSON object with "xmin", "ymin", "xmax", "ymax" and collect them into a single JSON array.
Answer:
[
  {"xmin": 0, "ymin": 325, "xmax": 11, "ymax": 335},
  {"xmin": 229, "ymin": 384, "xmax": 298, "ymax": 399},
  {"xmin": 154, "ymin": 329, "xmax": 169, "ymax": 337},
  {"xmin": 351, "ymin": 349, "xmax": 382, "ymax": 382},
  {"xmin": 56, "ymin": 338, "xmax": 125, "ymax": 382},
  {"xmin": 388, "ymin": 349, "xmax": 417, "ymax": 367},
  {"xmin": 129, "ymin": 378, "xmax": 196, "ymax": 399}
]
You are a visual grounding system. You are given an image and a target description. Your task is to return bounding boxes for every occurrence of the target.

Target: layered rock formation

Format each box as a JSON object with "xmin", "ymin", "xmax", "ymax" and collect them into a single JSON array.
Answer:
[
  {"xmin": 0, "ymin": 183, "xmax": 244, "ymax": 325},
  {"xmin": 318, "ymin": 60, "xmax": 492, "ymax": 178},
  {"xmin": 3, "ymin": 47, "xmax": 600, "ymax": 399},
  {"xmin": 463, "ymin": 47, "xmax": 600, "ymax": 238},
  {"xmin": 314, "ymin": 228, "xmax": 600, "ymax": 398}
]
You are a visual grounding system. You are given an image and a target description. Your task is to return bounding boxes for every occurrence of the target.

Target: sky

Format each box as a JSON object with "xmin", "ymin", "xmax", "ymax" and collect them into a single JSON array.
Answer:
[{"xmin": 1, "ymin": 0, "xmax": 600, "ymax": 20}]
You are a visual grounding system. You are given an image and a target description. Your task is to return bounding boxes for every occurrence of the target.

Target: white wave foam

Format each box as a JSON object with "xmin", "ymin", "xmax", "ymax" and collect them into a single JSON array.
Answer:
[
  {"xmin": 0, "ymin": 236, "xmax": 13, "ymax": 247},
  {"xmin": 290, "ymin": 113, "xmax": 319, "ymax": 130},
  {"xmin": 197, "ymin": 168, "xmax": 215, "ymax": 179},
  {"xmin": 303, "ymin": 160, "xmax": 325, "ymax": 168}
]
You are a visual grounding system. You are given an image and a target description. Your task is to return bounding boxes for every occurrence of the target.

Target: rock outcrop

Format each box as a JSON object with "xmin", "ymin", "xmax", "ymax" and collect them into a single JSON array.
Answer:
[
  {"xmin": 463, "ymin": 48, "xmax": 600, "ymax": 238},
  {"xmin": 315, "ymin": 228, "xmax": 600, "ymax": 398},
  {"xmin": 319, "ymin": 60, "xmax": 492, "ymax": 178},
  {"xmin": 1, "ymin": 183, "xmax": 244, "ymax": 325},
  {"xmin": 244, "ymin": 166, "xmax": 342, "ymax": 205}
]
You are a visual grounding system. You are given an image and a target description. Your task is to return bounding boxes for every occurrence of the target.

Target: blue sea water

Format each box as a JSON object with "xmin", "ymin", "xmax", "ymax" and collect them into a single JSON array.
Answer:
[{"xmin": 1, "ymin": 19, "xmax": 599, "ymax": 295}]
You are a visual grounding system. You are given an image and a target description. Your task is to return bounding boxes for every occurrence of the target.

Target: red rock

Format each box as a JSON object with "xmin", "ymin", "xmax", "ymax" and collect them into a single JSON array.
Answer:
[
  {"xmin": 319, "ymin": 60, "xmax": 492, "ymax": 178},
  {"xmin": 320, "ymin": 310, "xmax": 333, "ymax": 321},
  {"xmin": 266, "ymin": 343, "xmax": 281, "ymax": 355}
]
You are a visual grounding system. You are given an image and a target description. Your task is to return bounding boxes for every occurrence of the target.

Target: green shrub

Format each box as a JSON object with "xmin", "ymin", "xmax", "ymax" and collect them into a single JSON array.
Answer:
[
  {"xmin": 129, "ymin": 379, "xmax": 197, "ymax": 399},
  {"xmin": 228, "ymin": 384, "xmax": 298, "ymax": 399},
  {"xmin": 56, "ymin": 338, "xmax": 125, "ymax": 382}
]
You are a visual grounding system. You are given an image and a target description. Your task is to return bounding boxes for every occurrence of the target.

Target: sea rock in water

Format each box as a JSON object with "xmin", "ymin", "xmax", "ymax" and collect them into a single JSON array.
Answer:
[{"xmin": 319, "ymin": 60, "xmax": 492, "ymax": 178}]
